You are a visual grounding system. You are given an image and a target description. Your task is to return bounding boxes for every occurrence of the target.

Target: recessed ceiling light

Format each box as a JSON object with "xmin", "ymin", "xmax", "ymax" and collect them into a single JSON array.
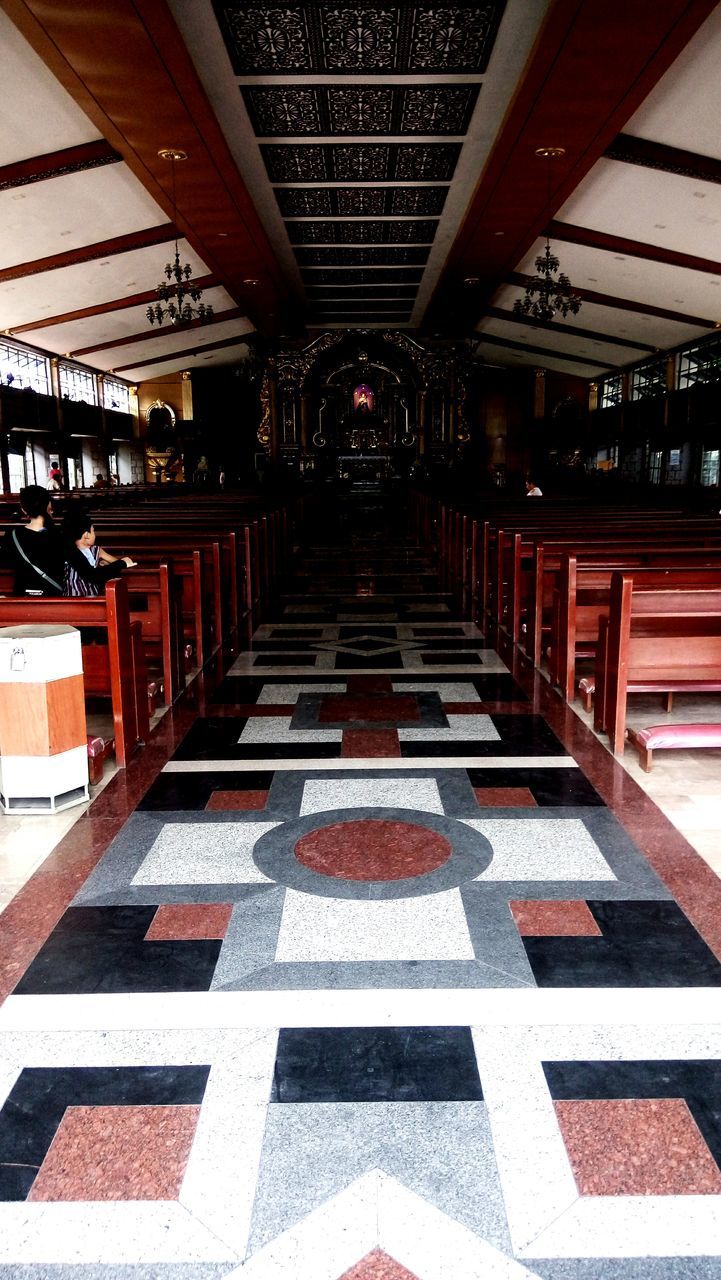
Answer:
[
  {"xmin": 243, "ymin": 277, "xmax": 260, "ymax": 286},
  {"xmin": 587, "ymin": 277, "xmax": 598, "ymax": 282},
  {"xmin": 494, "ymin": 231, "xmax": 505, "ymax": 237},
  {"xmin": 614, "ymin": 256, "xmax": 625, "ymax": 262},
  {"xmin": 674, "ymin": 299, "xmax": 685, "ymax": 303},
  {"xmin": 693, "ymin": 191, "xmax": 706, "ymax": 198},
  {"xmin": 653, "ymin": 223, "xmax": 667, "ymax": 229},
  {"xmin": 463, "ymin": 276, "xmax": 480, "ymax": 286}
]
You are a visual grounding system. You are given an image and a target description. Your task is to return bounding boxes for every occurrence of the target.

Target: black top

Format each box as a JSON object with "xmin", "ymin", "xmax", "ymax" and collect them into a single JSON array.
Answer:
[{"xmin": 3, "ymin": 524, "xmax": 65, "ymax": 596}]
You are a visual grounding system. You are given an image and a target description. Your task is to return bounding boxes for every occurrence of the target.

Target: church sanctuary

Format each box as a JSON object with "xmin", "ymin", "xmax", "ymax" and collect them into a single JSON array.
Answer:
[{"xmin": 4, "ymin": 1, "xmax": 721, "ymax": 1276}]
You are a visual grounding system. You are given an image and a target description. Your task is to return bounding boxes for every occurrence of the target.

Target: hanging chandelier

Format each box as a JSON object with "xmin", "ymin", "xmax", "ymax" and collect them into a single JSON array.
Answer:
[
  {"xmin": 512, "ymin": 147, "xmax": 582, "ymax": 323},
  {"xmin": 147, "ymin": 149, "xmax": 214, "ymax": 327}
]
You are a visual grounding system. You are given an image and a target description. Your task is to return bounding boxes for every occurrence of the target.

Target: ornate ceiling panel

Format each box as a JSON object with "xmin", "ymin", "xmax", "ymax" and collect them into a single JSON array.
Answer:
[
  {"xmin": 275, "ymin": 187, "xmax": 449, "ymax": 218},
  {"xmin": 296, "ymin": 246, "xmax": 430, "ymax": 266},
  {"xmin": 287, "ymin": 220, "xmax": 437, "ymax": 245},
  {"xmin": 213, "ymin": 4, "xmax": 506, "ymax": 76},
  {"xmin": 243, "ymin": 85, "xmax": 479, "ymax": 136},
  {"xmin": 261, "ymin": 143, "xmax": 461, "ymax": 184},
  {"xmin": 300, "ymin": 268, "xmax": 425, "ymax": 285}
]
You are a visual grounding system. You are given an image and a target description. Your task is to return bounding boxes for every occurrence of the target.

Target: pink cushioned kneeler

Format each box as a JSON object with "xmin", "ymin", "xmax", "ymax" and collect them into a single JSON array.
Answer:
[{"xmin": 629, "ymin": 723, "xmax": 721, "ymax": 772}]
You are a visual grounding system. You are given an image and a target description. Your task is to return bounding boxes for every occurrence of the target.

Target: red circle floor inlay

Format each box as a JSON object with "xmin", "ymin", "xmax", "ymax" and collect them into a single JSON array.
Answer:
[{"xmin": 294, "ymin": 819, "xmax": 451, "ymax": 881}]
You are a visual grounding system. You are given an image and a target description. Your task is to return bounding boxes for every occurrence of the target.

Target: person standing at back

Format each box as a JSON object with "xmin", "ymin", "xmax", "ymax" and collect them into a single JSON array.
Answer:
[
  {"xmin": 2, "ymin": 485, "xmax": 64, "ymax": 595},
  {"xmin": 526, "ymin": 479, "xmax": 543, "ymax": 497}
]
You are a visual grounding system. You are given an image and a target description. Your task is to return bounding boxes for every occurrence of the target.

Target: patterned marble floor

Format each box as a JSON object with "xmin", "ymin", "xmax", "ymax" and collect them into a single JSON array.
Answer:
[{"xmin": 2, "ymin": 519, "xmax": 721, "ymax": 1278}]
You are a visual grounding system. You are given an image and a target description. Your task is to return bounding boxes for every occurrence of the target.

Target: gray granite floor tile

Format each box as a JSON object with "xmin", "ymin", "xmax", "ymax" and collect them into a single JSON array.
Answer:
[{"xmin": 247, "ymin": 1101, "xmax": 510, "ymax": 1255}]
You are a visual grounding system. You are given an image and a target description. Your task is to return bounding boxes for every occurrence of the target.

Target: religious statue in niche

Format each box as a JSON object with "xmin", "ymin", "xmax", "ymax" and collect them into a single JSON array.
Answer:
[{"xmin": 354, "ymin": 384, "xmax": 374, "ymax": 413}]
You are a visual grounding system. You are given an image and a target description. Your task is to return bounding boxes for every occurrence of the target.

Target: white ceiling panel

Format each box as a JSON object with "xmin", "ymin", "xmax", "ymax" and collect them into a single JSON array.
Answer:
[
  {"xmin": 0, "ymin": 240, "xmax": 210, "ymax": 328},
  {"xmin": 0, "ymin": 164, "xmax": 167, "ymax": 269},
  {"xmin": 0, "ymin": 11, "xmax": 101, "ymax": 166},
  {"xmin": 624, "ymin": 4, "xmax": 721, "ymax": 158},
  {"xmin": 91, "ymin": 317, "xmax": 255, "ymax": 373},
  {"xmin": 558, "ymin": 159, "xmax": 721, "ymax": 260},
  {"xmin": 515, "ymin": 238, "xmax": 721, "ymax": 321},
  {"xmin": 491, "ymin": 284, "xmax": 710, "ymax": 351},
  {"xmin": 17, "ymin": 287, "xmax": 238, "ymax": 358},
  {"xmin": 119, "ymin": 340, "xmax": 256, "ymax": 381},
  {"xmin": 477, "ymin": 315, "xmax": 635, "ymax": 370},
  {"xmin": 473, "ymin": 341, "xmax": 604, "ymax": 378}
]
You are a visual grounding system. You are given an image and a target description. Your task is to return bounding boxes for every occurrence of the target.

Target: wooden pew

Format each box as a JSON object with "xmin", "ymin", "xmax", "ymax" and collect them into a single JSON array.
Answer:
[
  {"xmin": 595, "ymin": 573, "xmax": 721, "ymax": 754},
  {"xmin": 0, "ymin": 561, "xmax": 185, "ymax": 709},
  {"xmin": 0, "ymin": 578, "xmax": 146, "ymax": 767},
  {"xmin": 551, "ymin": 557, "xmax": 721, "ymax": 702}
]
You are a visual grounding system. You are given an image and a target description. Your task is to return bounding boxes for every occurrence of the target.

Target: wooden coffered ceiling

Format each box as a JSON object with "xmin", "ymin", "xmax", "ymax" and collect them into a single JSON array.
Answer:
[{"xmin": 1, "ymin": 0, "xmax": 721, "ymax": 382}]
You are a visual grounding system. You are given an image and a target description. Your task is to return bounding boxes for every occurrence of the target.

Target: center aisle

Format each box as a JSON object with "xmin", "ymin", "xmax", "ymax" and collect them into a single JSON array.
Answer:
[{"xmin": 2, "ymin": 502, "xmax": 721, "ymax": 1278}]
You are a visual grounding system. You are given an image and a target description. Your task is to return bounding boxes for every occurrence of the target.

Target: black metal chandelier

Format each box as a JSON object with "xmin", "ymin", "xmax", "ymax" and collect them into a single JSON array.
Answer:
[
  {"xmin": 147, "ymin": 150, "xmax": 214, "ymax": 327},
  {"xmin": 512, "ymin": 239, "xmax": 582, "ymax": 322},
  {"xmin": 512, "ymin": 147, "xmax": 582, "ymax": 324}
]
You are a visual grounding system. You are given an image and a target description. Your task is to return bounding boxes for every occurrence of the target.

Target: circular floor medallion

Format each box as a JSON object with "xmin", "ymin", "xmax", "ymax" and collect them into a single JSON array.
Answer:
[
  {"xmin": 252, "ymin": 806, "xmax": 493, "ymax": 900},
  {"xmin": 295, "ymin": 819, "xmax": 451, "ymax": 881}
]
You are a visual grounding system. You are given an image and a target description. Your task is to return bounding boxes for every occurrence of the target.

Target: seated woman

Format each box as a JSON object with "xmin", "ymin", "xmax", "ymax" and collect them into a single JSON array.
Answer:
[
  {"xmin": 64, "ymin": 510, "xmax": 136, "ymax": 597},
  {"xmin": 2, "ymin": 484, "xmax": 64, "ymax": 595}
]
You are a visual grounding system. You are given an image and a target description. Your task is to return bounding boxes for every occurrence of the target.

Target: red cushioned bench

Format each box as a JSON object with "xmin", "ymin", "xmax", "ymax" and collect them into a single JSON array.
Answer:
[{"xmin": 628, "ymin": 723, "xmax": 721, "ymax": 772}]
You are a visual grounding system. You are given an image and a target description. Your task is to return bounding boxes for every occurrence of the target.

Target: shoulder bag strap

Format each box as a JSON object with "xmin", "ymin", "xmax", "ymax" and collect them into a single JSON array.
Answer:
[{"xmin": 12, "ymin": 529, "xmax": 62, "ymax": 592}]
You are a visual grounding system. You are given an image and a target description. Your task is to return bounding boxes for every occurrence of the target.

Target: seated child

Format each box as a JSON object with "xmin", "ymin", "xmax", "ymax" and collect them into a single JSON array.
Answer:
[{"xmin": 64, "ymin": 511, "xmax": 136, "ymax": 597}]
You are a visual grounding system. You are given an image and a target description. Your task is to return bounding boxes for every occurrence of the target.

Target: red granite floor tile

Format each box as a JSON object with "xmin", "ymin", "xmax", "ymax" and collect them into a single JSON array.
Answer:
[
  {"xmin": 555, "ymin": 1098, "xmax": 721, "ymax": 1196},
  {"xmin": 28, "ymin": 1104, "xmax": 201, "ymax": 1202},
  {"xmin": 145, "ymin": 903, "xmax": 233, "ymax": 941},
  {"xmin": 509, "ymin": 899, "xmax": 602, "ymax": 936},
  {"xmin": 0, "ymin": 815, "xmax": 125, "ymax": 1006},
  {"xmin": 342, "ymin": 729, "xmax": 401, "ymax": 757},
  {"xmin": 338, "ymin": 1248, "xmax": 419, "ymax": 1280},
  {"xmin": 474, "ymin": 786, "xmax": 538, "ymax": 808},
  {"xmin": 347, "ymin": 677, "xmax": 394, "ymax": 695},
  {"xmin": 232, "ymin": 704, "xmax": 295, "ymax": 716},
  {"xmin": 443, "ymin": 702, "xmax": 491, "ymax": 714},
  {"xmin": 319, "ymin": 694, "xmax": 420, "ymax": 723},
  {"xmin": 295, "ymin": 819, "xmax": 451, "ymax": 881},
  {"xmin": 206, "ymin": 789, "xmax": 269, "ymax": 811}
]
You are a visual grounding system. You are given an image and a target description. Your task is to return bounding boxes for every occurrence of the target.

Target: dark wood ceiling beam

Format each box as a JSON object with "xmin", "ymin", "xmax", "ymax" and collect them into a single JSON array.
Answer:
[
  {"xmin": 483, "ymin": 306, "xmax": 653, "ymax": 352},
  {"xmin": 7, "ymin": 275, "xmax": 218, "ymax": 333},
  {"xmin": 547, "ymin": 219, "xmax": 721, "ymax": 276},
  {"xmin": 604, "ymin": 132, "xmax": 721, "ymax": 185},
  {"xmin": 424, "ymin": 0, "xmax": 719, "ymax": 334},
  {"xmin": 0, "ymin": 0, "xmax": 296, "ymax": 332},
  {"xmin": 0, "ymin": 139, "xmax": 120, "ymax": 192},
  {"xmin": 476, "ymin": 331, "xmax": 615, "ymax": 369},
  {"xmin": 69, "ymin": 308, "xmax": 245, "ymax": 357},
  {"xmin": 112, "ymin": 333, "xmax": 251, "ymax": 374},
  {"xmin": 0, "ymin": 223, "xmax": 175, "ymax": 285},
  {"xmin": 506, "ymin": 272, "xmax": 717, "ymax": 328}
]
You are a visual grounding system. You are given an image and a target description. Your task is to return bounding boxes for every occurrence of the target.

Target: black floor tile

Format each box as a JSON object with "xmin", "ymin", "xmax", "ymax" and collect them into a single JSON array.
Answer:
[
  {"xmin": 0, "ymin": 1065, "xmax": 209, "ymax": 1200},
  {"xmin": 271, "ymin": 1027, "xmax": 483, "ymax": 1103},
  {"xmin": 13, "ymin": 907, "xmax": 222, "ymax": 995},
  {"xmin": 525, "ymin": 901, "xmax": 721, "ymax": 987}
]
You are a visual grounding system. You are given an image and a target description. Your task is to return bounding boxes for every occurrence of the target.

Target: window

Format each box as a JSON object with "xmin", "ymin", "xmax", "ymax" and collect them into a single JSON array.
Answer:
[
  {"xmin": 701, "ymin": 449, "xmax": 720, "ymax": 486},
  {"xmin": 0, "ymin": 339, "xmax": 50, "ymax": 395},
  {"xmin": 647, "ymin": 448, "xmax": 663, "ymax": 484},
  {"xmin": 678, "ymin": 333, "xmax": 721, "ymax": 388},
  {"xmin": 102, "ymin": 377, "xmax": 130, "ymax": 414},
  {"xmin": 8, "ymin": 451, "xmax": 25, "ymax": 492},
  {"xmin": 24, "ymin": 442, "xmax": 37, "ymax": 485},
  {"xmin": 59, "ymin": 363, "xmax": 98, "ymax": 405},
  {"xmin": 631, "ymin": 357, "xmax": 666, "ymax": 401},
  {"xmin": 601, "ymin": 374, "xmax": 623, "ymax": 408}
]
